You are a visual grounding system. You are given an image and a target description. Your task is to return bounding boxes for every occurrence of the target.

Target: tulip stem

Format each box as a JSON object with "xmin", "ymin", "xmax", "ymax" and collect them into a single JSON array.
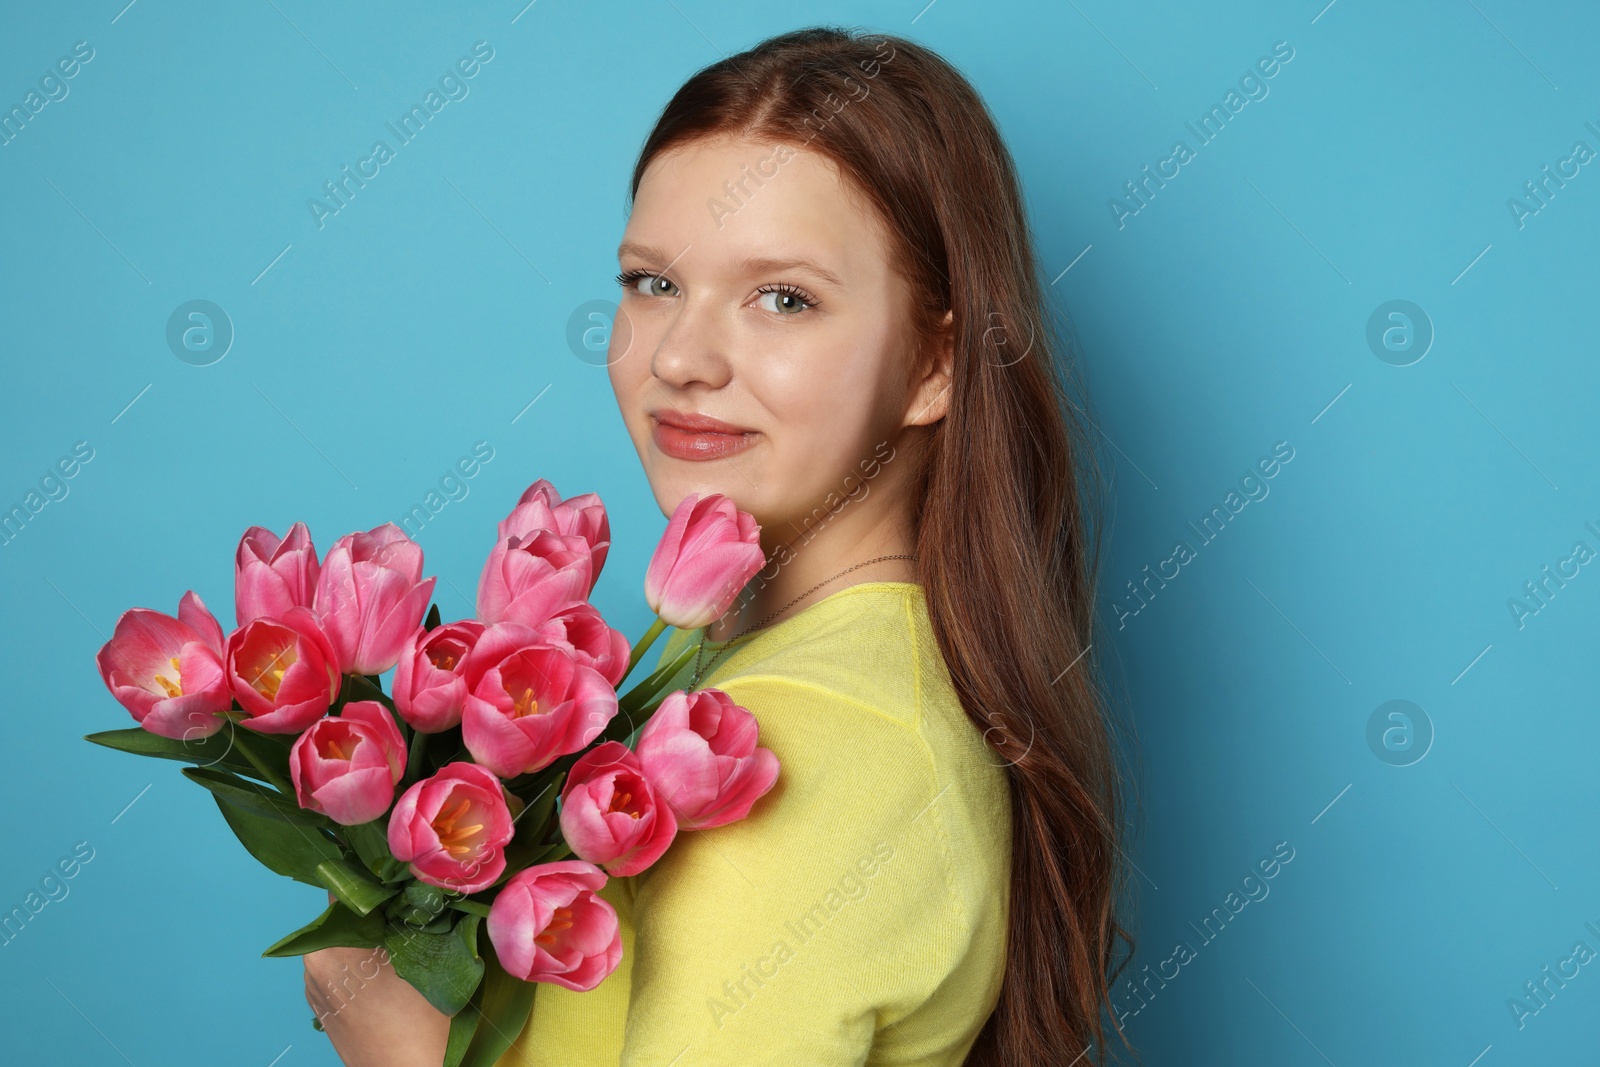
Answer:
[
  {"xmin": 617, "ymin": 644, "xmax": 698, "ymax": 718},
  {"xmin": 406, "ymin": 727, "xmax": 430, "ymax": 786},
  {"xmin": 621, "ymin": 617, "xmax": 669, "ymax": 685}
]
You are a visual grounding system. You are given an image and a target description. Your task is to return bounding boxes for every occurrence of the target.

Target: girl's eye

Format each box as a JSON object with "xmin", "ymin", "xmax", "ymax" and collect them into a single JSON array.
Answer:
[
  {"xmin": 754, "ymin": 284, "xmax": 817, "ymax": 316},
  {"xmin": 615, "ymin": 270, "xmax": 818, "ymax": 315},
  {"xmin": 615, "ymin": 269, "xmax": 677, "ymax": 297}
]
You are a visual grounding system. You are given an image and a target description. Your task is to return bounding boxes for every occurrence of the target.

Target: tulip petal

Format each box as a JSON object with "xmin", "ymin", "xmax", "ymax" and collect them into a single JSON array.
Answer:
[{"xmin": 177, "ymin": 591, "xmax": 226, "ymax": 656}]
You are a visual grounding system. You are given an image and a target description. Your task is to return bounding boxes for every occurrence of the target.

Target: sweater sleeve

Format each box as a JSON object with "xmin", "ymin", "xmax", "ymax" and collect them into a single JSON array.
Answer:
[{"xmin": 616, "ymin": 674, "xmax": 964, "ymax": 1066}]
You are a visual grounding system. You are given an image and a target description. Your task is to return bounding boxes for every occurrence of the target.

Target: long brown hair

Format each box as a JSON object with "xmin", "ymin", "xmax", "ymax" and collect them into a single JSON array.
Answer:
[{"xmin": 624, "ymin": 26, "xmax": 1137, "ymax": 1066}]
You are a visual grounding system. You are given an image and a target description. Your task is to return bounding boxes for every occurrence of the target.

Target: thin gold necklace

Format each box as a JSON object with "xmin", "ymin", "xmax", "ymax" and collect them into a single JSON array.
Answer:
[{"xmin": 688, "ymin": 554, "xmax": 918, "ymax": 688}]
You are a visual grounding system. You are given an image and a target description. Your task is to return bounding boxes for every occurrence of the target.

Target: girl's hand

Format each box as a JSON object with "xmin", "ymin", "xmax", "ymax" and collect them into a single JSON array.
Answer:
[{"xmin": 303, "ymin": 943, "xmax": 450, "ymax": 1067}]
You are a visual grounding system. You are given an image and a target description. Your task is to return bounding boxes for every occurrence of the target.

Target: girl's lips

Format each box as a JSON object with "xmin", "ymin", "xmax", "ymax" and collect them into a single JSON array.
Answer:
[{"xmin": 649, "ymin": 415, "xmax": 758, "ymax": 462}]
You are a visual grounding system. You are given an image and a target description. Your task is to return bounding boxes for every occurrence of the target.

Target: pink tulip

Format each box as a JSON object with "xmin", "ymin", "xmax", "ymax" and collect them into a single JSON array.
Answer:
[
  {"xmin": 313, "ymin": 523, "xmax": 437, "ymax": 677},
  {"xmin": 528, "ymin": 602, "xmax": 631, "ymax": 688},
  {"xmin": 234, "ymin": 522, "xmax": 320, "ymax": 627},
  {"xmin": 559, "ymin": 741, "xmax": 677, "ymax": 877},
  {"xmin": 387, "ymin": 762, "xmax": 514, "ymax": 894},
  {"xmin": 288, "ymin": 701, "xmax": 406, "ymax": 825},
  {"xmin": 635, "ymin": 689, "xmax": 779, "ymax": 830},
  {"xmin": 497, "ymin": 479, "xmax": 610, "ymax": 582},
  {"xmin": 475, "ymin": 528, "xmax": 593, "ymax": 630},
  {"xmin": 460, "ymin": 624, "xmax": 618, "ymax": 778},
  {"xmin": 392, "ymin": 620, "xmax": 486, "ymax": 733},
  {"xmin": 225, "ymin": 606, "xmax": 342, "ymax": 734},
  {"xmin": 644, "ymin": 494, "xmax": 766, "ymax": 629},
  {"xmin": 96, "ymin": 591, "xmax": 232, "ymax": 740},
  {"xmin": 487, "ymin": 861, "xmax": 621, "ymax": 990}
]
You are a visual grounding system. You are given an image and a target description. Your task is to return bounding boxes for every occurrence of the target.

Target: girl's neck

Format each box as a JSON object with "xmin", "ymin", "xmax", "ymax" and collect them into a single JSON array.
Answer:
[{"xmin": 703, "ymin": 504, "xmax": 917, "ymax": 642}]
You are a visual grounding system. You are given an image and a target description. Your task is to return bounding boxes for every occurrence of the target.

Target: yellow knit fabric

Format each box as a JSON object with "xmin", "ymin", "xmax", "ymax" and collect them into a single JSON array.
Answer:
[{"xmin": 497, "ymin": 581, "xmax": 1012, "ymax": 1066}]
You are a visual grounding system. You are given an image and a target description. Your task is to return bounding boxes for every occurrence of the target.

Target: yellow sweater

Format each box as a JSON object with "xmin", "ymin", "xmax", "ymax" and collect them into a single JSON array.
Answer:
[{"xmin": 498, "ymin": 581, "xmax": 1012, "ymax": 1066}]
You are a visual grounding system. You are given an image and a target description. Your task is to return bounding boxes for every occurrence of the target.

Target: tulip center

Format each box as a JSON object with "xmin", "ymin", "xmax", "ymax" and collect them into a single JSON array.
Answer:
[
  {"xmin": 152, "ymin": 656, "xmax": 183, "ymax": 698},
  {"xmin": 245, "ymin": 644, "xmax": 297, "ymax": 700},
  {"xmin": 318, "ymin": 731, "xmax": 362, "ymax": 762},
  {"xmin": 534, "ymin": 905, "xmax": 574, "ymax": 947},
  {"xmin": 511, "ymin": 685, "xmax": 541, "ymax": 718},
  {"xmin": 607, "ymin": 777, "xmax": 643, "ymax": 820},
  {"xmin": 427, "ymin": 639, "xmax": 467, "ymax": 672},
  {"xmin": 432, "ymin": 796, "xmax": 486, "ymax": 858}
]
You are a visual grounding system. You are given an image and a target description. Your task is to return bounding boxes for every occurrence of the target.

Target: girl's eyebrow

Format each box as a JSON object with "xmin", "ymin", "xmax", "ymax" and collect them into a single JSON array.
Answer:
[
  {"xmin": 617, "ymin": 242, "xmax": 844, "ymax": 289},
  {"xmin": 733, "ymin": 255, "xmax": 845, "ymax": 289}
]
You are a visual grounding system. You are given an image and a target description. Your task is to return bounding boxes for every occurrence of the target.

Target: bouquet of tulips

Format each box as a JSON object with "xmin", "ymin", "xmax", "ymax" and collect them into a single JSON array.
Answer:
[{"xmin": 86, "ymin": 480, "xmax": 777, "ymax": 1066}]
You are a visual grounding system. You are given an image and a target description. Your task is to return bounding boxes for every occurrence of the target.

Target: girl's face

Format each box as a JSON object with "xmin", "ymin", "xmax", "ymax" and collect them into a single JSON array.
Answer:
[{"xmin": 607, "ymin": 135, "xmax": 948, "ymax": 545}]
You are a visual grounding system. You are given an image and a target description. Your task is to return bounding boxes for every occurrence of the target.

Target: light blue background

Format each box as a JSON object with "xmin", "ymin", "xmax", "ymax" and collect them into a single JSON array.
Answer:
[{"xmin": 2, "ymin": 2, "xmax": 1596, "ymax": 1064}]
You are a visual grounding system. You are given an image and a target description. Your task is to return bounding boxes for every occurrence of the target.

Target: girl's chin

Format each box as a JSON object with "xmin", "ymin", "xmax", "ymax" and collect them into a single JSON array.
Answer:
[{"xmin": 648, "ymin": 474, "xmax": 766, "ymax": 516}]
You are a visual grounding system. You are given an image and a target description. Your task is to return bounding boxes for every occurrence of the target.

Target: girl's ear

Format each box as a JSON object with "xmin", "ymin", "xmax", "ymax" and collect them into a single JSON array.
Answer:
[{"xmin": 904, "ymin": 309, "xmax": 955, "ymax": 427}]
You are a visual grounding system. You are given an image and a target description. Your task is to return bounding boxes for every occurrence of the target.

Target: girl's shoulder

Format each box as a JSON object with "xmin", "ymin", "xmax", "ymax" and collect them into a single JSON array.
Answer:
[
  {"xmin": 659, "ymin": 581, "xmax": 957, "ymax": 730},
  {"xmin": 656, "ymin": 581, "xmax": 1010, "ymax": 816},
  {"xmin": 647, "ymin": 579, "xmax": 1012, "ymax": 925},
  {"xmin": 616, "ymin": 583, "xmax": 1012, "ymax": 1061}
]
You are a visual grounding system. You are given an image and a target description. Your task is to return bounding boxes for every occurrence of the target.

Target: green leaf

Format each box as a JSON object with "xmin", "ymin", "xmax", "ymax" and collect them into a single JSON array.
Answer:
[
  {"xmin": 405, "ymin": 725, "xmax": 465, "ymax": 783},
  {"xmin": 425, "ymin": 603, "xmax": 442, "ymax": 631},
  {"xmin": 85, "ymin": 726, "xmax": 259, "ymax": 779},
  {"xmin": 212, "ymin": 795, "xmax": 343, "ymax": 887},
  {"xmin": 315, "ymin": 858, "xmax": 399, "ymax": 917},
  {"xmin": 459, "ymin": 912, "xmax": 484, "ymax": 960},
  {"xmin": 343, "ymin": 819, "xmax": 396, "ymax": 878},
  {"xmin": 457, "ymin": 943, "xmax": 538, "ymax": 1067},
  {"xmin": 404, "ymin": 882, "xmax": 448, "ymax": 916},
  {"xmin": 222, "ymin": 719, "xmax": 296, "ymax": 794},
  {"xmin": 601, "ymin": 696, "xmax": 667, "ymax": 749},
  {"xmin": 386, "ymin": 913, "xmax": 484, "ymax": 1016},
  {"xmin": 508, "ymin": 776, "xmax": 560, "ymax": 847},
  {"xmin": 335, "ymin": 673, "xmax": 398, "ymax": 718},
  {"xmin": 263, "ymin": 900, "xmax": 385, "ymax": 957},
  {"xmin": 499, "ymin": 839, "xmax": 559, "ymax": 876},
  {"xmin": 443, "ymin": 1001, "xmax": 481, "ymax": 1067},
  {"xmin": 528, "ymin": 842, "xmax": 573, "ymax": 866},
  {"xmin": 182, "ymin": 767, "xmax": 331, "ymax": 827},
  {"xmin": 613, "ymin": 643, "xmax": 697, "ymax": 725},
  {"xmin": 387, "ymin": 882, "xmax": 454, "ymax": 930}
]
